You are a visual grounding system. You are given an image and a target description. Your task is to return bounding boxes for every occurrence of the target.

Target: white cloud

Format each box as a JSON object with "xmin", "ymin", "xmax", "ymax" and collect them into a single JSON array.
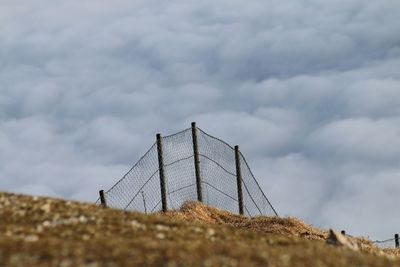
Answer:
[
  {"xmin": 0, "ymin": 0, "xmax": 399, "ymax": 240},
  {"xmin": 319, "ymin": 169, "xmax": 400, "ymax": 239},
  {"xmin": 308, "ymin": 118, "xmax": 400, "ymax": 163}
]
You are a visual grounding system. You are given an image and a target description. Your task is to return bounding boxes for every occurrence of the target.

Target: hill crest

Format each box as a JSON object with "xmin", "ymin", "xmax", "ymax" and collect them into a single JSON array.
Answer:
[{"xmin": 0, "ymin": 191, "xmax": 398, "ymax": 266}]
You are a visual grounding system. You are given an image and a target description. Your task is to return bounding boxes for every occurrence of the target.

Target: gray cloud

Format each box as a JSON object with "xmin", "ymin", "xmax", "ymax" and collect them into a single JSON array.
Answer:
[{"xmin": 1, "ymin": 0, "xmax": 399, "ymax": 240}]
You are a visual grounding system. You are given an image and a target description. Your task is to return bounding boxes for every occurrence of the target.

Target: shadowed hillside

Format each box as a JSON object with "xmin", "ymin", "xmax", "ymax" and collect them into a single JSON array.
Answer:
[{"xmin": 0, "ymin": 191, "xmax": 398, "ymax": 267}]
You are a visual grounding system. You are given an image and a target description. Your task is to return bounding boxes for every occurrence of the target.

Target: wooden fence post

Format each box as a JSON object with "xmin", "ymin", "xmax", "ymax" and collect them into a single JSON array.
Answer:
[
  {"xmin": 141, "ymin": 191, "xmax": 147, "ymax": 214},
  {"xmin": 191, "ymin": 122, "xmax": 203, "ymax": 202},
  {"xmin": 235, "ymin": 145, "xmax": 244, "ymax": 215},
  {"xmin": 395, "ymin": 234, "xmax": 399, "ymax": 248},
  {"xmin": 99, "ymin": 190, "xmax": 107, "ymax": 208},
  {"xmin": 157, "ymin": 133, "xmax": 168, "ymax": 212}
]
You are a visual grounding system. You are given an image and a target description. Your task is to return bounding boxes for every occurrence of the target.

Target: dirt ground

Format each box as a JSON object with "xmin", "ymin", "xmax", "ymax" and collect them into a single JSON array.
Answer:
[{"xmin": 0, "ymin": 191, "xmax": 399, "ymax": 267}]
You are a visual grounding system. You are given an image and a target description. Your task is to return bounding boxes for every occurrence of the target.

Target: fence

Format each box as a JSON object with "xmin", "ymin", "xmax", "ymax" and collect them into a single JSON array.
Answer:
[
  {"xmin": 342, "ymin": 231, "xmax": 399, "ymax": 249},
  {"xmin": 97, "ymin": 122, "xmax": 278, "ymax": 217},
  {"xmin": 373, "ymin": 234, "xmax": 399, "ymax": 249}
]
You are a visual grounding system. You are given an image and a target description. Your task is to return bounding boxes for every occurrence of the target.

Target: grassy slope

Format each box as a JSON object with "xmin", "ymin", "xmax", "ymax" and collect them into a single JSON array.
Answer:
[{"xmin": 0, "ymin": 191, "xmax": 399, "ymax": 267}]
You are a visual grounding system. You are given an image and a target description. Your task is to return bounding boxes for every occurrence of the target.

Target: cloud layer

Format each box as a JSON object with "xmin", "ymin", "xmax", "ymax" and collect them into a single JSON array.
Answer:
[{"xmin": 1, "ymin": 0, "xmax": 399, "ymax": 240}]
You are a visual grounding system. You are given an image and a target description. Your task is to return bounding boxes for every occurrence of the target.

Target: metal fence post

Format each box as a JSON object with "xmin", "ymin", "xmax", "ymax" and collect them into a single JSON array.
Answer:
[
  {"xmin": 99, "ymin": 190, "xmax": 107, "ymax": 208},
  {"xmin": 395, "ymin": 234, "xmax": 399, "ymax": 248},
  {"xmin": 191, "ymin": 122, "xmax": 203, "ymax": 202},
  {"xmin": 157, "ymin": 133, "xmax": 168, "ymax": 212},
  {"xmin": 235, "ymin": 145, "xmax": 244, "ymax": 215}
]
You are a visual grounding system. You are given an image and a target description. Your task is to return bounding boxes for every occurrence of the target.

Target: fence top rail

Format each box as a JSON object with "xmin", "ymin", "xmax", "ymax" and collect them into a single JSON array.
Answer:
[
  {"xmin": 163, "ymin": 127, "xmax": 192, "ymax": 139},
  {"xmin": 197, "ymin": 127, "xmax": 235, "ymax": 150}
]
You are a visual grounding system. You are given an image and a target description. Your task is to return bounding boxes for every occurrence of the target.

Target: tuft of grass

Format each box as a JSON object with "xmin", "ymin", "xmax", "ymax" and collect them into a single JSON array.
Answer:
[{"xmin": 165, "ymin": 201, "xmax": 395, "ymax": 256}]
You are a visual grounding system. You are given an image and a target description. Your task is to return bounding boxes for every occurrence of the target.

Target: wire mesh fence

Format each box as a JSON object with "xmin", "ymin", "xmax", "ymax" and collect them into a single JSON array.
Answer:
[
  {"xmin": 373, "ymin": 237, "xmax": 399, "ymax": 249},
  {"xmin": 343, "ymin": 233, "xmax": 399, "ymax": 249},
  {"xmin": 97, "ymin": 124, "xmax": 278, "ymax": 217}
]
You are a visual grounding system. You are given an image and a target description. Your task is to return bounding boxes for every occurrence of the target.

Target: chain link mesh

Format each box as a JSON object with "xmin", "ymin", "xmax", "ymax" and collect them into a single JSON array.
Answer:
[
  {"xmin": 163, "ymin": 128, "xmax": 198, "ymax": 210},
  {"xmin": 97, "ymin": 142, "xmax": 160, "ymax": 211},
  {"xmin": 197, "ymin": 128, "xmax": 239, "ymax": 214},
  {"xmin": 97, "ymin": 126, "xmax": 278, "ymax": 217},
  {"xmin": 240, "ymin": 152, "xmax": 278, "ymax": 216}
]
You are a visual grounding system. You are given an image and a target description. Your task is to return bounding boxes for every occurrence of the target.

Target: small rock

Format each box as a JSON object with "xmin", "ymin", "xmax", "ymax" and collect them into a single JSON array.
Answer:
[
  {"xmin": 25, "ymin": 235, "xmax": 39, "ymax": 242},
  {"xmin": 40, "ymin": 203, "xmax": 52, "ymax": 213},
  {"xmin": 155, "ymin": 224, "xmax": 169, "ymax": 231},
  {"xmin": 192, "ymin": 227, "xmax": 203, "ymax": 233},
  {"xmin": 326, "ymin": 229, "xmax": 358, "ymax": 251},
  {"xmin": 156, "ymin": 233, "xmax": 166, "ymax": 239},
  {"xmin": 79, "ymin": 215, "xmax": 88, "ymax": 223},
  {"xmin": 131, "ymin": 220, "xmax": 146, "ymax": 230},
  {"xmin": 206, "ymin": 228, "xmax": 216, "ymax": 238},
  {"xmin": 17, "ymin": 210, "xmax": 27, "ymax": 217},
  {"xmin": 36, "ymin": 225, "xmax": 44, "ymax": 232},
  {"xmin": 43, "ymin": 220, "xmax": 52, "ymax": 227}
]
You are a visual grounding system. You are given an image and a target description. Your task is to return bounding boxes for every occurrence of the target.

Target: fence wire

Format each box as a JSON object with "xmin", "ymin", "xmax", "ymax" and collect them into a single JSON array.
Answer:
[
  {"xmin": 97, "ymin": 127, "xmax": 278, "ymax": 217},
  {"xmin": 345, "ymin": 234, "xmax": 399, "ymax": 249},
  {"xmin": 373, "ymin": 238, "xmax": 399, "ymax": 249}
]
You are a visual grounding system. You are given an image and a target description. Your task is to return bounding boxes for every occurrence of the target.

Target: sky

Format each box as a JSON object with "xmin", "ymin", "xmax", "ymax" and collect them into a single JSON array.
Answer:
[{"xmin": 1, "ymin": 0, "xmax": 400, "ymax": 240}]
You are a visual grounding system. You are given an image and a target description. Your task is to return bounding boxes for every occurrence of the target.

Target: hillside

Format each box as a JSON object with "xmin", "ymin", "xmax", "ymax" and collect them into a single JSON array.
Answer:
[{"xmin": 0, "ymin": 191, "xmax": 399, "ymax": 267}]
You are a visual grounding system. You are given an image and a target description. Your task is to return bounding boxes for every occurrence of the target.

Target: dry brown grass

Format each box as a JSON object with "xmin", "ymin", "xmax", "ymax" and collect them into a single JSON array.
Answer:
[
  {"xmin": 1, "ymin": 191, "xmax": 399, "ymax": 267},
  {"xmin": 165, "ymin": 201, "xmax": 397, "ymax": 256},
  {"xmin": 166, "ymin": 201, "xmax": 327, "ymax": 240}
]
